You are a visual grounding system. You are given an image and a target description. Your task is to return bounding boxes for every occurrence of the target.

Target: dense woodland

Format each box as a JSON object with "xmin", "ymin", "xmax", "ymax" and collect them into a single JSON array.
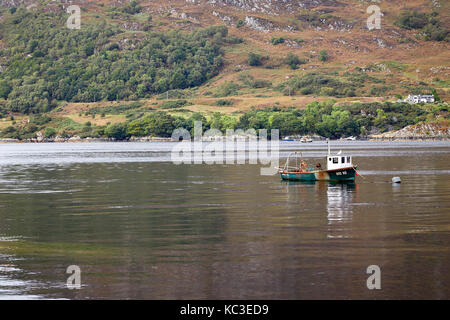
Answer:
[
  {"xmin": 0, "ymin": 8, "xmax": 226, "ymax": 113},
  {"xmin": 1, "ymin": 100, "xmax": 447, "ymax": 140}
]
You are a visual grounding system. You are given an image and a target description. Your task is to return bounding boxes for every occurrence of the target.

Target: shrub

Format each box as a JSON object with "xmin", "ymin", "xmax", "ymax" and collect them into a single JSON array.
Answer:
[
  {"xmin": 85, "ymin": 102, "xmax": 143, "ymax": 116},
  {"xmin": 271, "ymin": 36, "xmax": 285, "ymax": 45},
  {"xmin": 431, "ymin": 88, "xmax": 441, "ymax": 102},
  {"xmin": 369, "ymin": 85, "xmax": 390, "ymax": 96},
  {"xmin": 248, "ymin": 52, "xmax": 263, "ymax": 66},
  {"xmin": 395, "ymin": 10, "xmax": 449, "ymax": 42},
  {"xmin": 320, "ymin": 87, "xmax": 335, "ymax": 96},
  {"xmin": 160, "ymin": 100, "xmax": 188, "ymax": 109},
  {"xmin": 30, "ymin": 114, "xmax": 51, "ymax": 125},
  {"xmin": 59, "ymin": 130, "xmax": 69, "ymax": 138},
  {"xmin": 216, "ymin": 99, "xmax": 234, "ymax": 106},
  {"xmin": 423, "ymin": 23, "xmax": 448, "ymax": 41},
  {"xmin": 319, "ymin": 50, "xmax": 329, "ymax": 62},
  {"xmin": 214, "ymin": 81, "xmax": 240, "ymax": 97},
  {"xmin": 239, "ymin": 74, "xmax": 271, "ymax": 89},
  {"xmin": 395, "ymin": 11, "xmax": 429, "ymax": 30},
  {"xmin": 277, "ymin": 72, "xmax": 363, "ymax": 98},
  {"xmin": 252, "ymin": 80, "xmax": 272, "ymax": 88},
  {"xmin": 344, "ymin": 88, "xmax": 356, "ymax": 97},
  {"xmin": 300, "ymin": 87, "xmax": 313, "ymax": 95},
  {"xmin": 121, "ymin": 0, "xmax": 142, "ymax": 14},
  {"xmin": 285, "ymin": 53, "xmax": 305, "ymax": 70},
  {"xmin": 224, "ymin": 35, "xmax": 244, "ymax": 44},
  {"xmin": 44, "ymin": 127, "xmax": 57, "ymax": 139}
]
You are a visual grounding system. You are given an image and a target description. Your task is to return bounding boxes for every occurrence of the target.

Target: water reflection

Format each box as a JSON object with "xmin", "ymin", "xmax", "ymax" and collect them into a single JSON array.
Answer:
[
  {"xmin": 327, "ymin": 183, "xmax": 355, "ymax": 222},
  {"xmin": 0, "ymin": 253, "xmax": 42, "ymax": 300},
  {"xmin": 327, "ymin": 183, "xmax": 356, "ymax": 239},
  {"xmin": 282, "ymin": 180, "xmax": 357, "ymax": 238},
  {"xmin": 0, "ymin": 142, "xmax": 449, "ymax": 299}
]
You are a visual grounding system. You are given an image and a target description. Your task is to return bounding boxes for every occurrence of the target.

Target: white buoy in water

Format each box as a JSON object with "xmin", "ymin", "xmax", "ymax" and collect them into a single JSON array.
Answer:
[{"xmin": 392, "ymin": 177, "xmax": 402, "ymax": 184}]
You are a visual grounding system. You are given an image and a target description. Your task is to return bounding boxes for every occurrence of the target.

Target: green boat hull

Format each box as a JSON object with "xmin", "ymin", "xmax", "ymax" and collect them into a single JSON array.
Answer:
[{"xmin": 280, "ymin": 167, "xmax": 356, "ymax": 182}]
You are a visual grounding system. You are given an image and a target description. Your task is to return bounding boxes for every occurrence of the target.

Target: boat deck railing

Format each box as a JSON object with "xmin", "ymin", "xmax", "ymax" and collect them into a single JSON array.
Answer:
[{"xmin": 279, "ymin": 167, "xmax": 319, "ymax": 173}]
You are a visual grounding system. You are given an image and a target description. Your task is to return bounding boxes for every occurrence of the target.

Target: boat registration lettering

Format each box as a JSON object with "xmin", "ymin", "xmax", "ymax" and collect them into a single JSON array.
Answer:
[{"xmin": 336, "ymin": 171, "xmax": 347, "ymax": 176}]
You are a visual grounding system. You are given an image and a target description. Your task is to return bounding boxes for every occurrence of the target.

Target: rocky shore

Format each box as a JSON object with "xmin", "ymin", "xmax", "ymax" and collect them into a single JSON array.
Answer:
[
  {"xmin": 2, "ymin": 123, "xmax": 449, "ymax": 143},
  {"xmin": 369, "ymin": 122, "xmax": 450, "ymax": 140}
]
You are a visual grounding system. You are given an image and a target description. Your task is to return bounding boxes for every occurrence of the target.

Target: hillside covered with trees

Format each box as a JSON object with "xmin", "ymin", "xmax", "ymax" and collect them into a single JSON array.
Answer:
[
  {"xmin": 0, "ymin": 8, "xmax": 229, "ymax": 114},
  {"xmin": 0, "ymin": 0, "xmax": 448, "ymax": 140}
]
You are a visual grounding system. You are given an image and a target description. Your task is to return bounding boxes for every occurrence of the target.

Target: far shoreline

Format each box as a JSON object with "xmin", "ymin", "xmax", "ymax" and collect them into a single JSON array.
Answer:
[{"xmin": 1, "ymin": 137, "xmax": 449, "ymax": 143}]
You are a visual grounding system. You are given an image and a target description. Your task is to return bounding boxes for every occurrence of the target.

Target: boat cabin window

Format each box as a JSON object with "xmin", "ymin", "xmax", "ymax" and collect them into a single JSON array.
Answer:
[
  {"xmin": 347, "ymin": 156, "xmax": 351, "ymax": 163},
  {"xmin": 341, "ymin": 157, "xmax": 345, "ymax": 163},
  {"xmin": 332, "ymin": 157, "xmax": 338, "ymax": 164}
]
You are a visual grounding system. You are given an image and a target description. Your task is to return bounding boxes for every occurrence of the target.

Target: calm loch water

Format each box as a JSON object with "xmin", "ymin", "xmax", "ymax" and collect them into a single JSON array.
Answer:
[{"xmin": 0, "ymin": 141, "xmax": 449, "ymax": 299}]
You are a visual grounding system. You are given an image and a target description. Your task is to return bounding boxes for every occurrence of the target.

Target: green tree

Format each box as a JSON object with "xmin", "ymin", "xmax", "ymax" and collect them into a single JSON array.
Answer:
[
  {"xmin": 317, "ymin": 114, "xmax": 337, "ymax": 138},
  {"xmin": 105, "ymin": 123, "xmax": 129, "ymax": 140},
  {"xmin": 374, "ymin": 109, "xmax": 388, "ymax": 130},
  {"xmin": 248, "ymin": 52, "xmax": 262, "ymax": 66},
  {"xmin": 247, "ymin": 111, "xmax": 270, "ymax": 130},
  {"xmin": 146, "ymin": 112, "xmax": 176, "ymax": 137},
  {"xmin": 127, "ymin": 119, "xmax": 147, "ymax": 137},
  {"xmin": 122, "ymin": 0, "xmax": 142, "ymax": 14},
  {"xmin": 44, "ymin": 127, "xmax": 57, "ymax": 138},
  {"xmin": 431, "ymin": 89, "xmax": 440, "ymax": 102},
  {"xmin": 0, "ymin": 80, "xmax": 12, "ymax": 99},
  {"xmin": 215, "ymin": 81, "xmax": 240, "ymax": 97},
  {"xmin": 319, "ymin": 50, "xmax": 329, "ymax": 62},
  {"xmin": 285, "ymin": 53, "xmax": 302, "ymax": 70},
  {"xmin": 269, "ymin": 112, "xmax": 304, "ymax": 136}
]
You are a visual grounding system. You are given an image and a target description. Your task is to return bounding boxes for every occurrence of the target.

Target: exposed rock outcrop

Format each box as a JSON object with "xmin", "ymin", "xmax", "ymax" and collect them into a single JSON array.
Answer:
[
  {"xmin": 198, "ymin": 0, "xmax": 347, "ymax": 15},
  {"xmin": 370, "ymin": 122, "xmax": 450, "ymax": 140}
]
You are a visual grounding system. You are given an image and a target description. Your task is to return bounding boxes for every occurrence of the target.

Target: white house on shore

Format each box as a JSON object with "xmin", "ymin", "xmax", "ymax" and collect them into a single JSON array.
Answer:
[{"xmin": 404, "ymin": 95, "xmax": 435, "ymax": 104}]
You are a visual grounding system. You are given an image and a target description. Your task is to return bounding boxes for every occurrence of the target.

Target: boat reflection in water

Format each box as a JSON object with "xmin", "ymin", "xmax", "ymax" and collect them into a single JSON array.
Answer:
[
  {"xmin": 326, "ymin": 182, "xmax": 357, "ymax": 239},
  {"xmin": 327, "ymin": 182, "xmax": 356, "ymax": 222},
  {"xmin": 282, "ymin": 180, "xmax": 358, "ymax": 238}
]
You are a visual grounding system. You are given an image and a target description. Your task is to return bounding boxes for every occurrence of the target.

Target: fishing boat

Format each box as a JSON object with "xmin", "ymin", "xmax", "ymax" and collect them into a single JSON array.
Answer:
[{"xmin": 279, "ymin": 140, "xmax": 358, "ymax": 182}]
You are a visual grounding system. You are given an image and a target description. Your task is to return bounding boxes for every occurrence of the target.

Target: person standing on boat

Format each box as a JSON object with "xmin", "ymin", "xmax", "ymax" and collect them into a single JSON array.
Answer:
[{"xmin": 300, "ymin": 160, "xmax": 308, "ymax": 172}]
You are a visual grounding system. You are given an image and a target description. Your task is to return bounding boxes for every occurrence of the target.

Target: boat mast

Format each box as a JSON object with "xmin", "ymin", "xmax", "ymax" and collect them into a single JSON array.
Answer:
[{"xmin": 327, "ymin": 138, "xmax": 331, "ymax": 156}]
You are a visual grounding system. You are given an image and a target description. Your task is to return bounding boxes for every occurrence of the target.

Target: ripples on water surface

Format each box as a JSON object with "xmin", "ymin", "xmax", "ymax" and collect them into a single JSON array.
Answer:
[{"xmin": 0, "ymin": 141, "xmax": 449, "ymax": 299}]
